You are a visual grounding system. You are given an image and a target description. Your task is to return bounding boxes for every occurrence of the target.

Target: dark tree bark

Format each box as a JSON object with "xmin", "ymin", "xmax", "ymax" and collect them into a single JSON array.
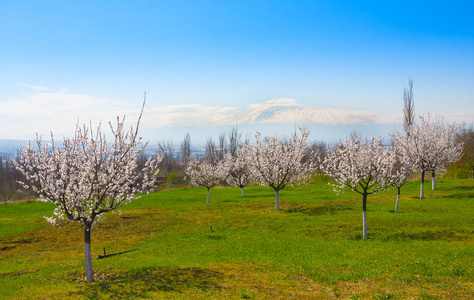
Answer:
[
  {"xmin": 420, "ymin": 170, "xmax": 425, "ymax": 199},
  {"xmin": 362, "ymin": 192, "xmax": 368, "ymax": 240},
  {"xmin": 84, "ymin": 222, "xmax": 94, "ymax": 282}
]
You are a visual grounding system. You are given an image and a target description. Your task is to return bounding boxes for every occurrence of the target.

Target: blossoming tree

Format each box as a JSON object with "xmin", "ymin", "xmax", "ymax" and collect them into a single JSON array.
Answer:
[
  {"xmin": 390, "ymin": 143, "xmax": 412, "ymax": 213},
  {"xmin": 250, "ymin": 127, "xmax": 313, "ymax": 211},
  {"xmin": 324, "ymin": 137, "xmax": 396, "ymax": 240},
  {"xmin": 186, "ymin": 159, "xmax": 226, "ymax": 204},
  {"xmin": 14, "ymin": 110, "xmax": 159, "ymax": 282},
  {"xmin": 393, "ymin": 115, "xmax": 463, "ymax": 198},
  {"xmin": 223, "ymin": 145, "xmax": 254, "ymax": 197}
]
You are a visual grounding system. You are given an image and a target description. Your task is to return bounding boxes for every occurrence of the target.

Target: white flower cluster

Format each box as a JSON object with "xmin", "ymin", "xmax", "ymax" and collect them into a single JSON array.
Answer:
[
  {"xmin": 185, "ymin": 127, "xmax": 313, "ymax": 208},
  {"xmin": 250, "ymin": 126, "xmax": 313, "ymax": 191},
  {"xmin": 185, "ymin": 159, "xmax": 227, "ymax": 190},
  {"xmin": 222, "ymin": 144, "xmax": 254, "ymax": 190},
  {"xmin": 15, "ymin": 116, "xmax": 160, "ymax": 228},
  {"xmin": 323, "ymin": 137, "xmax": 396, "ymax": 196},
  {"xmin": 393, "ymin": 114, "xmax": 463, "ymax": 175}
]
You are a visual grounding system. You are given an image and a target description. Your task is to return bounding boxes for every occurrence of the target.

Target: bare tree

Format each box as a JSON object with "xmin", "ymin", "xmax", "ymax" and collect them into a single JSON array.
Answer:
[
  {"xmin": 180, "ymin": 133, "xmax": 191, "ymax": 168},
  {"xmin": 349, "ymin": 130, "xmax": 362, "ymax": 143},
  {"xmin": 403, "ymin": 78, "xmax": 415, "ymax": 134},
  {"xmin": 228, "ymin": 126, "xmax": 242, "ymax": 157},
  {"xmin": 158, "ymin": 139, "xmax": 176, "ymax": 175},
  {"xmin": 217, "ymin": 132, "xmax": 227, "ymax": 161},
  {"xmin": 204, "ymin": 137, "xmax": 218, "ymax": 164}
]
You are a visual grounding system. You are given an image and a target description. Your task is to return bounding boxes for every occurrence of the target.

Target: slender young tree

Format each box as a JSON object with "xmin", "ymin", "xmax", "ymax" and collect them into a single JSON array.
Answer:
[
  {"xmin": 324, "ymin": 137, "xmax": 396, "ymax": 240},
  {"xmin": 250, "ymin": 126, "xmax": 313, "ymax": 211},
  {"xmin": 228, "ymin": 126, "xmax": 242, "ymax": 157},
  {"xmin": 186, "ymin": 159, "xmax": 226, "ymax": 203},
  {"xmin": 180, "ymin": 133, "xmax": 191, "ymax": 168},
  {"xmin": 204, "ymin": 137, "xmax": 218, "ymax": 164},
  {"xmin": 14, "ymin": 104, "xmax": 159, "ymax": 282},
  {"xmin": 157, "ymin": 139, "xmax": 175, "ymax": 175},
  {"xmin": 223, "ymin": 145, "xmax": 254, "ymax": 197},
  {"xmin": 403, "ymin": 78, "xmax": 415, "ymax": 134},
  {"xmin": 390, "ymin": 143, "xmax": 412, "ymax": 213},
  {"xmin": 218, "ymin": 132, "xmax": 227, "ymax": 161}
]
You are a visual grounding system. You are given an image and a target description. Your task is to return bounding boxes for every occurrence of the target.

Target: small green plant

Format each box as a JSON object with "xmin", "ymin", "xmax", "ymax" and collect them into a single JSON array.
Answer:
[
  {"xmin": 166, "ymin": 173, "xmax": 178, "ymax": 186},
  {"xmin": 240, "ymin": 289, "xmax": 252, "ymax": 299},
  {"xmin": 453, "ymin": 267, "xmax": 465, "ymax": 276}
]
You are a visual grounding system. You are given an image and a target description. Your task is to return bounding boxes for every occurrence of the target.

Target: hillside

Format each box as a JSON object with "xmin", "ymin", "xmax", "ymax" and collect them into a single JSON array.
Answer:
[{"xmin": 0, "ymin": 179, "xmax": 473, "ymax": 299}]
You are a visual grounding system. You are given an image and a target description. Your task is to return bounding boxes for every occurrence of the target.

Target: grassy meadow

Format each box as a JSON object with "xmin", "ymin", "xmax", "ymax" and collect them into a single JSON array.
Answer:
[{"xmin": 0, "ymin": 178, "xmax": 473, "ymax": 299}]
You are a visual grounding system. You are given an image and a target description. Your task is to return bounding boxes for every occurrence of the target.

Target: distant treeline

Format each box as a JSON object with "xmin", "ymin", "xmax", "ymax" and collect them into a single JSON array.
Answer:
[{"xmin": 1, "ymin": 124, "xmax": 473, "ymax": 203}]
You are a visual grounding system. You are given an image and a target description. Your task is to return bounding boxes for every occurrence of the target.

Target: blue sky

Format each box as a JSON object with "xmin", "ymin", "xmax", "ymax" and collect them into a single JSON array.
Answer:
[{"xmin": 1, "ymin": 0, "xmax": 473, "ymax": 143}]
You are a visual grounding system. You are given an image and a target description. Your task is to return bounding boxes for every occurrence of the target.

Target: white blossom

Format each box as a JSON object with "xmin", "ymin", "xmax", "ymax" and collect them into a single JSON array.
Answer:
[
  {"xmin": 222, "ymin": 145, "xmax": 255, "ymax": 197},
  {"xmin": 390, "ymin": 142, "xmax": 412, "ymax": 213},
  {"xmin": 250, "ymin": 126, "xmax": 313, "ymax": 211},
  {"xmin": 14, "ymin": 107, "xmax": 160, "ymax": 282},
  {"xmin": 323, "ymin": 136, "xmax": 396, "ymax": 239},
  {"xmin": 185, "ymin": 159, "xmax": 227, "ymax": 204},
  {"xmin": 392, "ymin": 114, "xmax": 463, "ymax": 198}
]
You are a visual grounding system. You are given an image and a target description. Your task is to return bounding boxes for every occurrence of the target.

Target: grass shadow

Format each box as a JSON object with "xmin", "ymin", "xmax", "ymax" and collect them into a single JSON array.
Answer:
[
  {"xmin": 285, "ymin": 204, "xmax": 353, "ymax": 216},
  {"xmin": 441, "ymin": 193, "xmax": 474, "ymax": 199},
  {"xmin": 380, "ymin": 230, "xmax": 469, "ymax": 241},
  {"xmin": 73, "ymin": 266, "xmax": 224, "ymax": 298}
]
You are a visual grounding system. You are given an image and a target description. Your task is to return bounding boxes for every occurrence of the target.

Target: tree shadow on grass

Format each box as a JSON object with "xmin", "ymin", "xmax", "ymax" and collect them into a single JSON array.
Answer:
[
  {"xmin": 379, "ymin": 230, "xmax": 469, "ymax": 242},
  {"xmin": 441, "ymin": 193, "xmax": 474, "ymax": 199},
  {"xmin": 72, "ymin": 266, "xmax": 224, "ymax": 299},
  {"xmin": 285, "ymin": 205, "xmax": 353, "ymax": 216}
]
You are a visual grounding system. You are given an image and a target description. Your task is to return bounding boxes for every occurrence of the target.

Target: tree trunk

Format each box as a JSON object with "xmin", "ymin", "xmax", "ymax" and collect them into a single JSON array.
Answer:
[
  {"xmin": 207, "ymin": 188, "xmax": 210, "ymax": 204},
  {"xmin": 84, "ymin": 222, "xmax": 94, "ymax": 282},
  {"xmin": 432, "ymin": 170, "xmax": 436, "ymax": 190},
  {"xmin": 420, "ymin": 170, "xmax": 425, "ymax": 199},
  {"xmin": 395, "ymin": 187, "xmax": 400, "ymax": 213},
  {"xmin": 241, "ymin": 187, "xmax": 245, "ymax": 197},
  {"xmin": 275, "ymin": 189, "xmax": 280, "ymax": 211},
  {"xmin": 362, "ymin": 193, "xmax": 368, "ymax": 240}
]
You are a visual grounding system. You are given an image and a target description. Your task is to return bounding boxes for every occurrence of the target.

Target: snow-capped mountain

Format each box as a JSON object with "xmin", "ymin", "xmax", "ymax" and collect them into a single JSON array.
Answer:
[{"xmin": 232, "ymin": 98, "xmax": 377, "ymax": 125}]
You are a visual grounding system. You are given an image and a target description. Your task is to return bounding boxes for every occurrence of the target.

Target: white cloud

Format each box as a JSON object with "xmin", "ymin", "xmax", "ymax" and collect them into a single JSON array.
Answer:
[
  {"xmin": 0, "ymin": 92, "xmax": 399, "ymax": 140},
  {"xmin": 16, "ymin": 82, "xmax": 52, "ymax": 91},
  {"xmin": 1, "ymin": 90, "xmax": 124, "ymax": 118},
  {"xmin": 142, "ymin": 104, "xmax": 241, "ymax": 126},
  {"xmin": 0, "ymin": 89, "xmax": 135, "ymax": 139}
]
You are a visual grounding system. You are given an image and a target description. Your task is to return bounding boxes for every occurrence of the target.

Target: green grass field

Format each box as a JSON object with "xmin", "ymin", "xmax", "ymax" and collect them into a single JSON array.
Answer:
[{"xmin": 0, "ymin": 178, "xmax": 473, "ymax": 299}]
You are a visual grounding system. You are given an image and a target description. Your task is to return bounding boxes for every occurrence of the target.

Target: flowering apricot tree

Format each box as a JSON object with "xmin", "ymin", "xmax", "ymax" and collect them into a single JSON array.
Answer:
[
  {"xmin": 393, "ymin": 115, "xmax": 462, "ymax": 198},
  {"xmin": 250, "ymin": 127, "xmax": 312, "ymax": 211},
  {"xmin": 390, "ymin": 143, "xmax": 412, "ymax": 213},
  {"xmin": 14, "ymin": 111, "xmax": 159, "ymax": 282},
  {"xmin": 186, "ymin": 159, "xmax": 226, "ymax": 203},
  {"xmin": 223, "ymin": 145, "xmax": 254, "ymax": 197},
  {"xmin": 324, "ymin": 137, "xmax": 396, "ymax": 240}
]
